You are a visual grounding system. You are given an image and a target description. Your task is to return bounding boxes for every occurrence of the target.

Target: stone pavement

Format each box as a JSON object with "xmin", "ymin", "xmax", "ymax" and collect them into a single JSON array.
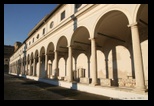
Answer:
[{"xmin": 4, "ymin": 73, "xmax": 112, "ymax": 100}]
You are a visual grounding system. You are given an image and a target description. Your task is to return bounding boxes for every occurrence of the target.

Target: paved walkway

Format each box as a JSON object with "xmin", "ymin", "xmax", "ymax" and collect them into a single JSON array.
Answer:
[{"xmin": 4, "ymin": 73, "xmax": 112, "ymax": 100}]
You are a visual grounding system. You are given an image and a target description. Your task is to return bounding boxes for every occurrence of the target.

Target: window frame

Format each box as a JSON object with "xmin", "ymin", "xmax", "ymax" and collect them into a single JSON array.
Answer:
[
  {"xmin": 61, "ymin": 10, "xmax": 65, "ymax": 21},
  {"xmin": 50, "ymin": 21, "xmax": 54, "ymax": 29},
  {"xmin": 37, "ymin": 34, "xmax": 39, "ymax": 39},
  {"xmin": 43, "ymin": 28, "xmax": 45, "ymax": 35}
]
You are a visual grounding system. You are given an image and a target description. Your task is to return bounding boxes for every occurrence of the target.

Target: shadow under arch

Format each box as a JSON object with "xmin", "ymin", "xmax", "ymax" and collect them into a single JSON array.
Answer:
[
  {"xmin": 93, "ymin": 10, "xmax": 134, "ymax": 87},
  {"xmin": 40, "ymin": 46, "xmax": 46, "ymax": 78},
  {"xmin": 70, "ymin": 26, "xmax": 91, "ymax": 84},
  {"xmin": 46, "ymin": 42, "xmax": 55, "ymax": 78},
  {"xmin": 56, "ymin": 36, "xmax": 68, "ymax": 79},
  {"xmin": 136, "ymin": 4, "xmax": 148, "ymax": 89}
]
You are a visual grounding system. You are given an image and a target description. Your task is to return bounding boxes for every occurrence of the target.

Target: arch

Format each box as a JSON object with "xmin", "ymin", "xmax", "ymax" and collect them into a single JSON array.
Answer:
[
  {"xmin": 46, "ymin": 42, "xmax": 55, "ymax": 78},
  {"xmin": 39, "ymin": 46, "xmax": 46, "ymax": 78},
  {"xmin": 94, "ymin": 10, "xmax": 130, "ymax": 43},
  {"xmin": 40, "ymin": 46, "xmax": 45, "ymax": 55},
  {"xmin": 108, "ymin": 45, "xmax": 132, "ymax": 86},
  {"xmin": 35, "ymin": 49, "xmax": 39, "ymax": 58},
  {"xmin": 30, "ymin": 52, "xmax": 33, "ymax": 60},
  {"xmin": 136, "ymin": 4, "xmax": 148, "ymax": 88},
  {"xmin": 70, "ymin": 26, "xmax": 90, "ymax": 46},
  {"xmin": 56, "ymin": 36, "xmax": 68, "ymax": 50},
  {"xmin": 27, "ymin": 54, "xmax": 30, "ymax": 63},
  {"xmin": 76, "ymin": 53, "xmax": 88, "ymax": 78},
  {"xmin": 141, "ymin": 39, "xmax": 148, "ymax": 86},
  {"xmin": 34, "ymin": 49, "xmax": 39, "ymax": 76},
  {"xmin": 47, "ymin": 42, "xmax": 55, "ymax": 54},
  {"xmin": 133, "ymin": 4, "xmax": 148, "ymax": 24},
  {"xmin": 97, "ymin": 50, "xmax": 106, "ymax": 78},
  {"xmin": 22, "ymin": 57, "xmax": 24, "ymax": 65},
  {"xmin": 56, "ymin": 36, "xmax": 68, "ymax": 76},
  {"xmin": 58, "ymin": 57, "xmax": 66, "ymax": 77},
  {"xmin": 93, "ymin": 8, "xmax": 131, "ymax": 37}
]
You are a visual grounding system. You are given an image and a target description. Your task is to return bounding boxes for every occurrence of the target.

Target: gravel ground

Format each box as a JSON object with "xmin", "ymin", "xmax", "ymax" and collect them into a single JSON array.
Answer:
[{"xmin": 4, "ymin": 73, "xmax": 112, "ymax": 100}]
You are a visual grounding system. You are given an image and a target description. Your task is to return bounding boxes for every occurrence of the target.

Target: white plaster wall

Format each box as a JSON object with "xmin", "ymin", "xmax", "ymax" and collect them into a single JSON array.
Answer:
[
  {"xmin": 9, "ymin": 4, "xmax": 147, "ymax": 83},
  {"xmin": 52, "ymin": 59, "xmax": 56, "ymax": 75},
  {"xmin": 36, "ymin": 62, "xmax": 39, "ymax": 77},
  {"xmin": 141, "ymin": 40, "xmax": 148, "ymax": 81},
  {"xmin": 47, "ymin": 60, "xmax": 52, "ymax": 77},
  {"xmin": 59, "ymin": 57, "xmax": 66, "ymax": 77},
  {"xmin": 76, "ymin": 53, "xmax": 88, "ymax": 78},
  {"xmin": 40, "ymin": 60, "xmax": 45, "ymax": 78},
  {"xmin": 116, "ymin": 46, "xmax": 131, "ymax": 78},
  {"xmin": 108, "ymin": 45, "xmax": 131, "ymax": 79},
  {"xmin": 97, "ymin": 50, "xmax": 106, "ymax": 78}
]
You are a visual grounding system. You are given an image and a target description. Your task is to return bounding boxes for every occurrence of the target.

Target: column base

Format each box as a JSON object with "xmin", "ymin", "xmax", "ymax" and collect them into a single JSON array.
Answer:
[
  {"xmin": 67, "ymin": 79, "xmax": 73, "ymax": 83},
  {"xmin": 133, "ymin": 87, "xmax": 147, "ymax": 94},
  {"xmin": 89, "ymin": 83, "xmax": 99, "ymax": 86}
]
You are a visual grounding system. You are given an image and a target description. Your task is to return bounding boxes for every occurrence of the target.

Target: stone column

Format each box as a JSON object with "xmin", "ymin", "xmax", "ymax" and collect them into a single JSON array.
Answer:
[
  {"xmin": 128, "ymin": 22, "xmax": 146, "ymax": 91},
  {"xmin": 45, "ymin": 54, "xmax": 48, "ymax": 78},
  {"xmin": 14, "ymin": 63, "xmax": 15, "ymax": 73},
  {"xmin": 21, "ymin": 61, "xmax": 23, "ymax": 75},
  {"xmin": 54, "ymin": 50, "xmax": 59, "ymax": 77},
  {"xmin": 23, "ymin": 60, "xmax": 26, "ymax": 75},
  {"xmin": 29, "ymin": 59, "xmax": 32, "ymax": 75},
  {"xmin": 12, "ymin": 63, "xmax": 15, "ymax": 73},
  {"xmin": 38, "ymin": 55, "xmax": 41, "ymax": 78},
  {"xmin": 33, "ymin": 58, "xmax": 36, "ymax": 76},
  {"xmin": 68, "ymin": 46, "xmax": 73, "ymax": 82},
  {"xmin": 74, "ymin": 59, "xmax": 77, "ymax": 79},
  {"xmin": 105, "ymin": 58, "xmax": 109, "ymax": 79},
  {"xmin": 26, "ymin": 59, "xmax": 28, "ymax": 75},
  {"xmin": 89, "ymin": 38, "xmax": 98, "ymax": 85}
]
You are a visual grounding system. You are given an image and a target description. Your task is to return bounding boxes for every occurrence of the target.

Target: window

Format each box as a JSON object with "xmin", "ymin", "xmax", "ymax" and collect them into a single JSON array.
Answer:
[
  {"xmin": 33, "ymin": 38, "xmax": 34, "ymax": 42},
  {"xmin": 43, "ymin": 28, "xmax": 45, "ymax": 35},
  {"xmin": 50, "ymin": 21, "xmax": 54, "ymax": 29},
  {"xmin": 61, "ymin": 11, "xmax": 65, "ymax": 21},
  {"xmin": 75, "ymin": 4, "xmax": 82, "ymax": 13},
  {"xmin": 5, "ymin": 59, "xmax": 8, "ymax": 61},
  {"xmin": 37, "ymin": 34, "xmax": 39, "ymax": 39},
  {"xmin": 75, "ymin": 4, "xmax": 82, "ymax": 9},
  {"xmin": 29, "ymin": 41, "xmax": 31, "ymax": 45}
]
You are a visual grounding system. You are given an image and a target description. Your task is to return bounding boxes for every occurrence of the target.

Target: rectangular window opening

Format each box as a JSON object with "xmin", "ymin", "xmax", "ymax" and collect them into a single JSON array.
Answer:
[{"xmin": 61, "ymin": 11, "xmax": 65, "ymax": 21}]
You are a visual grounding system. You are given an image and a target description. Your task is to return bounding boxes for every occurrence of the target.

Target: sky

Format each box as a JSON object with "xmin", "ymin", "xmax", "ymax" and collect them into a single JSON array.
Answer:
[{"xmin": 4, "ymin": 4, "xmax": 58, "ymax": 46}]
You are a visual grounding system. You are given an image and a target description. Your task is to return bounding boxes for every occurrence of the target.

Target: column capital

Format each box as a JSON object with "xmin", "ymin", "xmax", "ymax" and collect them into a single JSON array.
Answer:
[
  {"xmin": 54, "ymin": 50, "xmax": 58, "ymax": 52},
  {"xmin": 105, "ymin": 59, "xmax": 108, "ymax": 61},
  {"xmin": 88, "ymin": 37, "xmax": 97, "ymax": 40},
  {"xmin": 67, "ymin": 45, "xmax": 74, "ymax": 48},
  {"xmin": 127, "ymin": 22, "xmax": 138, "ymax": 27}
]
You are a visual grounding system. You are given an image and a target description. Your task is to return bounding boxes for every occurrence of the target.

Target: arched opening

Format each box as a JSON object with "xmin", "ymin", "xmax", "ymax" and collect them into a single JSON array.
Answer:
[
  {"xmin": 71, "ymin": 26, "xmax": 91, "ymax": 83},
  {"xmin": 94, "ymin": 10, "xmax": 133, "ymax": 87},
  {"xmin": 59, "ymin": 57, "xmax": 65, "ymax": 77},
  {"xmin": 30, "ymin": 52, "xmax": 33, "ymax": 76},
  {"xmin": 27, "ymin": 54, "xmax": 30, "ymax": 75},
  {"xmin": 35, "ymin": 50, "xmax": 39, "ymax": 76},
  {"xmin": 137, "ymin": 4, "xmax": 148, "ymax": 88},
  {"xmin": 56, "ymin": 36, "xmax": 68, "ymax": 80},
  {"xmin": 40, "ymin": 47, "xmax": 46, "ymax": 78},
  {"xmin": 22, "ymin": 57, "xmax": 24, "ymax": 75},
  {"xmin": 97, "ymin": 50, "xmax": 106, "ymax": 78},
  {"xmin": 17, "ymin": 59, "xmax": 21, "ymax": 75},
  {"xmin": 77, "ymin": 53, "xmax": 88, "ymax": 78},
  {"xmin": 46, "ymin": 42, "xmax": 55, "ymax": 78}
]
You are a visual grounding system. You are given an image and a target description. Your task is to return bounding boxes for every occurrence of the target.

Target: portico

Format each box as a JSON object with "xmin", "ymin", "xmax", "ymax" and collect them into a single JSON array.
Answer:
[{"xmin": 9, "ymin": 4, "xmax": 148, "ymax": 99}]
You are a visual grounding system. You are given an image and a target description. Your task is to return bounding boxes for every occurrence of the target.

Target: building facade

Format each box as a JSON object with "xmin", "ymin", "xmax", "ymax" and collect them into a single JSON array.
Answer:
[
  {"xmin": 9, "ymin": 4, "xmax": 148, "ymax": 98},
  {"xmin": 4, "ymin": 45, "xmax": 14, "ymax": 72}
]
